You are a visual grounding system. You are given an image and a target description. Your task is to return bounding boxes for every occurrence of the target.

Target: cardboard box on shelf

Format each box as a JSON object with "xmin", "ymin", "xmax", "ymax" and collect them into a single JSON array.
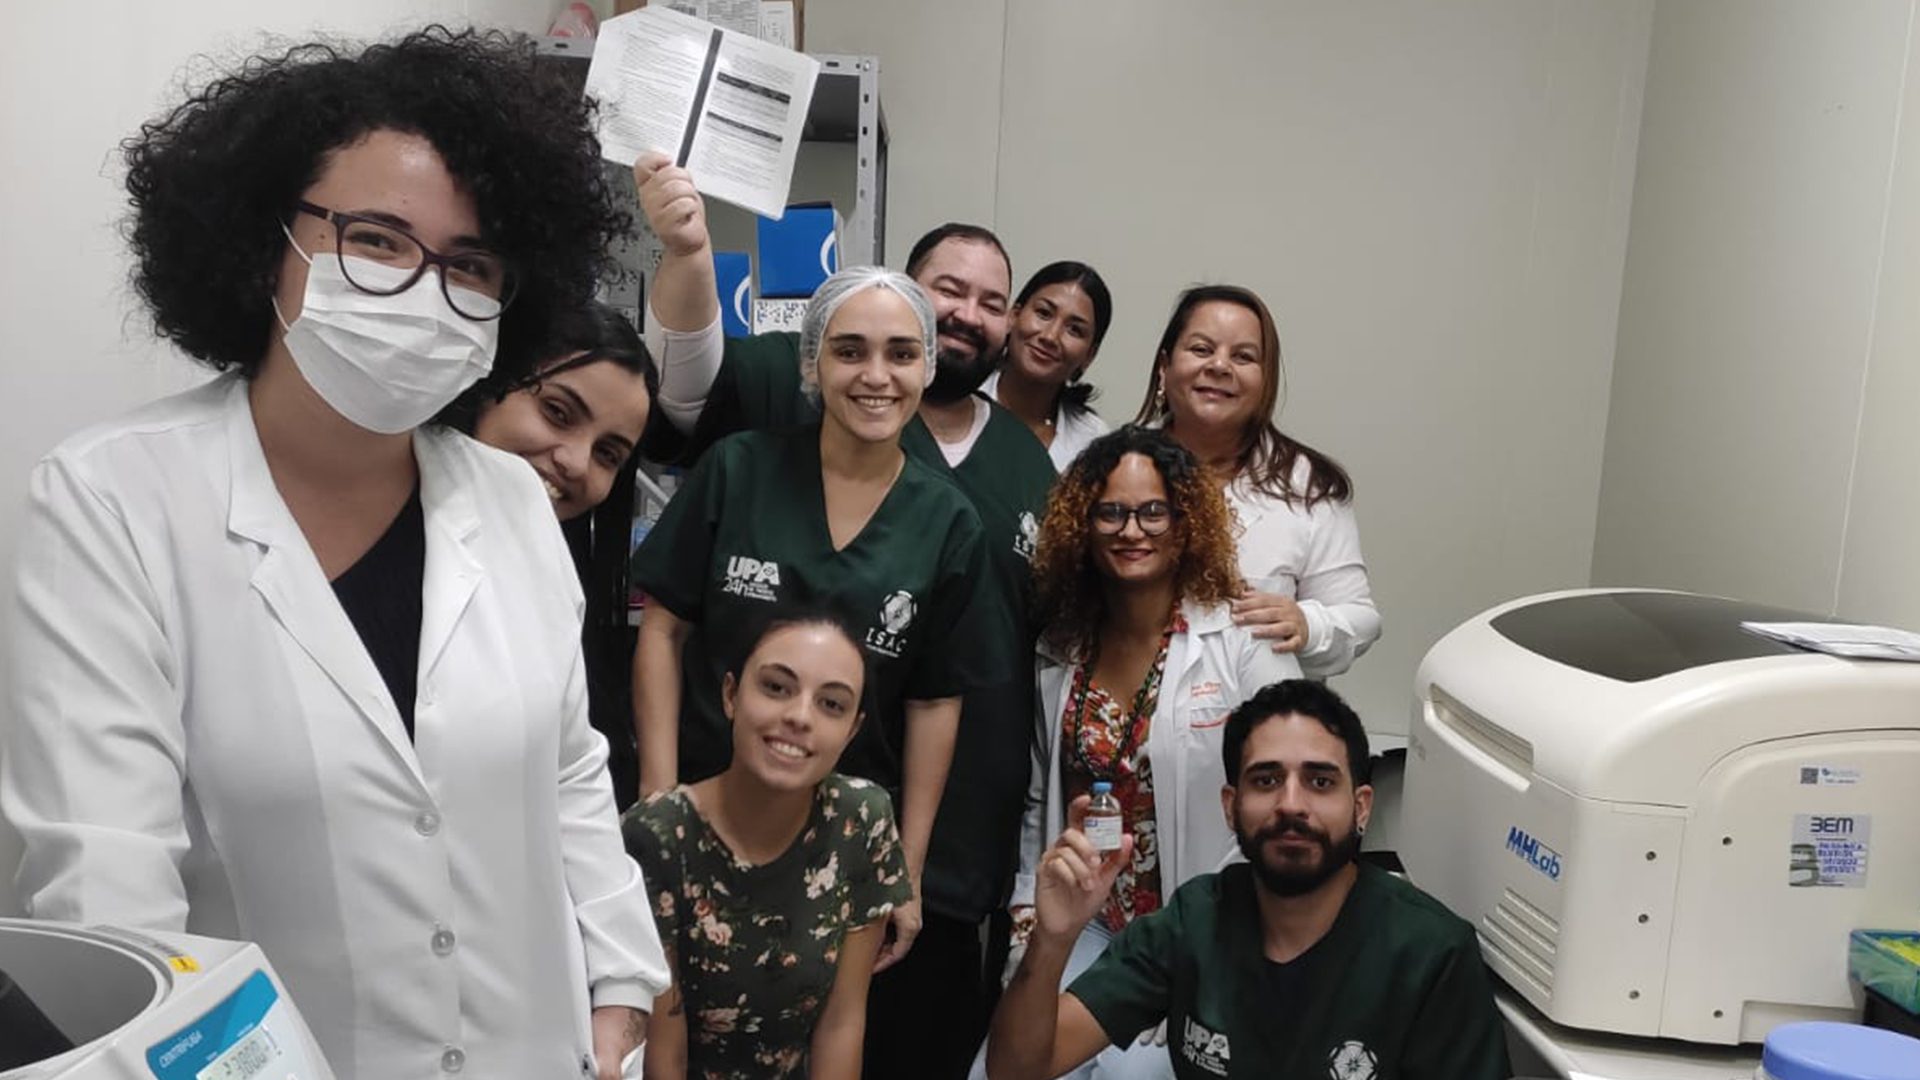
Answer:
[
  {"xmin": 756, "ymin": 202, "xmax": 840, "ymax": 298},
  {"xmin": 753, "ymin": 297, "xmax": 808, "ymax": 335},
  {"xmin": 610, "ymin": 0, "xmax": 804, "ymax": 49},
  {"xmin": 713, "ymin": 252, "xmax": 753, "ymax": 338}
]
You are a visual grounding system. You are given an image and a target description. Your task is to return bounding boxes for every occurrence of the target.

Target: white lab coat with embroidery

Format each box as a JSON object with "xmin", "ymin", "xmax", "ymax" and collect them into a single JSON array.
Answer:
[
  {"xmin": 1, "ymin": 376, "xmax": 669, "ymax": 1080},
  {"xmin": 1010, "ymin": 602, "xmax": 1303, "ymax": 910},
  {"xmin": 1227, "ymin": 456, "xmax": 1381, "ymax": 680}
]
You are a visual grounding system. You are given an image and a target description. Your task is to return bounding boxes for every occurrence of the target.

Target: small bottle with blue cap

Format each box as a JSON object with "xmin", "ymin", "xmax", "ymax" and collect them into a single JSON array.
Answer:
[
  {"xmin": 1758, "ymin": 1021, "xmax": 1920, "ymax": 1080},
  {"xmin": 1084, "ymin": 781, "xmax": 1123, "ymax": 853}
]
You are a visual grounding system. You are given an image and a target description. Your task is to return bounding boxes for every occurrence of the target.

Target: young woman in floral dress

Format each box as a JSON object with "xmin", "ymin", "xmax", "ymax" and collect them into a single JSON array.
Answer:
[{"xmin": 625, "ymin": 611, "xmax": 911, "ymax": 1079}]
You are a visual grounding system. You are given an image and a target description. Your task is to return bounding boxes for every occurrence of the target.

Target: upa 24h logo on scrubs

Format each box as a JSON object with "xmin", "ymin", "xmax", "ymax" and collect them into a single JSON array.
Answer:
[
  {"xmin": 865, "ymin": 590, "xmax": 916, "ymax": 658},
  {"xmin": 1179, "ymin": 1017, "xmax": 1230, "ymax": 1077},
  {"xmin": 722, "ymin": 555, "xmax": 781, "ymax": 602}
]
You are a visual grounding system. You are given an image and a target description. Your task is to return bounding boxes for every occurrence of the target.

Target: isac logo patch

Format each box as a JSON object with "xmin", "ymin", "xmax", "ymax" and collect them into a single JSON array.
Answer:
[
  {"xmin": 722, "ymin": 555, "xmax": 781, "ymax": 602},
  {"xmin": 1327, "ymin": 1040, "xmax": 1377, "ymax": 1080},
  {"xmin": 1179, "ymin": 1017, "xmax": 1230, "ymax": 1077},
  {"xmin": 1014, "ymin": 510, "xmax": 1039, "ymax": 561},
  {"xmin": 866, "ymin": 590, "xmax": 917, "ymax": 657}
]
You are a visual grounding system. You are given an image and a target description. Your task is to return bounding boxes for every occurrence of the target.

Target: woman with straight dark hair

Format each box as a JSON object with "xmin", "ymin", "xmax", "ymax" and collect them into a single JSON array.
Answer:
[
  {"xmin": 1134, "ymin": 285, "xmax": 1380, "ymax": 680},
  {"xmin": 984, "ymin": 260, "xmax": 1114, "ymax": 470},
  {"xmin": 626, "ymin": 608, "xmax": 911, "ymax": 1079},
  {"xmin": 463, "ymin": 299, "xmax": 659, "ymax": 806}
]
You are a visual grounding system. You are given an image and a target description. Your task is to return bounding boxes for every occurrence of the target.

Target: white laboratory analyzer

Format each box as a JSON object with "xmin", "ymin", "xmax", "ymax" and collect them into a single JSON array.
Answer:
[
  {"xmin": 1401, "ymin": 589, "xmax": 1920, "ymax": 1046},
  {"xmin": 0, "ymin": 918, "xmax": 335, "ymax": 1079}
]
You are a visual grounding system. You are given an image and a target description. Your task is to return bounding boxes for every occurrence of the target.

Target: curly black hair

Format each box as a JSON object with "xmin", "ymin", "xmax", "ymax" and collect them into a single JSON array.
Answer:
[{"xmin": 123, "ymin": 25, "xmax": 629, "ymax": 388}]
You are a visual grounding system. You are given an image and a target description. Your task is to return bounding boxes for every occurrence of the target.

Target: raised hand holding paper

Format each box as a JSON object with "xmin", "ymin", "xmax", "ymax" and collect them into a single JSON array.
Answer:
[{"xmin": 586, "ymin": 6, "xmax": 820, "ymax": 218}]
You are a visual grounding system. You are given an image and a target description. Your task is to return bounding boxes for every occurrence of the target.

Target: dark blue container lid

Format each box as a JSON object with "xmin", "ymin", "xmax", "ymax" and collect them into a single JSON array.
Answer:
[{"xmin": 1762, "ymin": 1022, "xmax": 1920, "ymax": 1080}]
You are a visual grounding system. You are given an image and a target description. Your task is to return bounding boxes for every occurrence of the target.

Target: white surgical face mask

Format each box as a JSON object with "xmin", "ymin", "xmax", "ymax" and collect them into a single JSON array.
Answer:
[{"xmin": 274, "ymin": 228, "xmax": 501, "ymax": 434}]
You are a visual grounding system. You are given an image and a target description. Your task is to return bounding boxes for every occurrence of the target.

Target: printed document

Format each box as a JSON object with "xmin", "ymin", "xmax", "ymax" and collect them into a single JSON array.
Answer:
[
  {"xmin": 586, "ymin": 5, "xmax": 820, "ymax": 218},
  {"xmin": 1742, "ymin": 621, "xmax": 1920, "ymax": 661}
]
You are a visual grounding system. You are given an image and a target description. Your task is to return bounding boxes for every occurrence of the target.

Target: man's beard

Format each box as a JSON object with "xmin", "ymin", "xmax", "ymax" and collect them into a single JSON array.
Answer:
[
  {"xmin": 921, "ymin": 318, "xmax": 999, "ymax": 404},
  {"xmin": 1236, "ymin": 813, "xmax": 1362, "ymax": 898}
]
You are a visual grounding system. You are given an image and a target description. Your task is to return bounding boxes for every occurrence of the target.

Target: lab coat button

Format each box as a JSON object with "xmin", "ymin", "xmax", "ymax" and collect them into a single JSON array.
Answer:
[
  {"xmin": 431, "ymin": 926, "xmax": 457, "ymax": 956},
  {"xmin": 440, "ymin": 1046, "xmax": 465, "ymax": 1073},
  {"xmin": 414, "ymin": 811, "xmax": 441, "ymax": 836}
]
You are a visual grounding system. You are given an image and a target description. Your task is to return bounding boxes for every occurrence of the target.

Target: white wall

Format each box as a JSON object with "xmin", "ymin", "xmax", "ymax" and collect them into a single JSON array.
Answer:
[
  {"xmin": 1838, "ymin": 8, "xmax": 1920, "ymax": 630},
  {"xmin": 1592, "ymin": 0, "xmax": 1917, "ymax": 617},
  {"xmin": 803, "ymin": 1, "xmax": 1655, "ymax": 734},
  {"xmin": 0, "ymin": 0, "xmax": 566, "ymax": 914},
  {"xmin": 805, "ymin": 0, "xmax": 1011, "ymax": 260}
]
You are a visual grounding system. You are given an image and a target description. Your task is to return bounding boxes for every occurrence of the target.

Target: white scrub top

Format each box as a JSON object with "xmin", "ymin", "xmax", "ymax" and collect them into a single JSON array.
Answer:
[
  {"xmin": 1227, "ymin": 455, "xmax": 1381, "ymax": 680},
  {"xmin": 2, "ymin": 375, "xmax": 669, "ymax": 1080}
]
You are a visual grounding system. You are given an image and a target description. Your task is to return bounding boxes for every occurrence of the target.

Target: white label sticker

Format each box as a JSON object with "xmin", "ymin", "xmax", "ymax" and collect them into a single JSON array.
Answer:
[
  {"xmin": 1797, "ymin": 765, "xmax": 1861, "ymax": 787},
  {"xmin": 1084, "ymin": 815, "xmax": 1124, "ymax": 853},
  {"xmin": 1788, "ymin": 813, "xmax": 1870, "ymax": 888}
]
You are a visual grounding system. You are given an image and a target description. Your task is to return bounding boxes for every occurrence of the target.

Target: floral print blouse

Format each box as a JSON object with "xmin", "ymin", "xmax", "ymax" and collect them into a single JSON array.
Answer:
[
  {"xmin": 623, "ymin": 775, "xmax": 912, "ymax": 1079},
  {"xmin": 1062, "ymin": 606, "xmax": 1187, "ymax": 932}
]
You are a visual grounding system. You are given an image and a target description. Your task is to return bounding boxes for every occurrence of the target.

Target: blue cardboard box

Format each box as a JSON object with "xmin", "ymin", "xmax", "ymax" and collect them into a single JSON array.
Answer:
[
  {"xmin": 756, "ymin": 203, "xmax": 841, "ymax": 298},
  {"xmin": 713, "ymin": 251, "xmax": 752, "ymax": 338}
]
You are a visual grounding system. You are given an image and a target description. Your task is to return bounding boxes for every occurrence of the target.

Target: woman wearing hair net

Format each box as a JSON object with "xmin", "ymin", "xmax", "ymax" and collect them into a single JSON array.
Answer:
[{"xmin": 629, "ymin": 267, "xmax": 1012, "ymax": 976}]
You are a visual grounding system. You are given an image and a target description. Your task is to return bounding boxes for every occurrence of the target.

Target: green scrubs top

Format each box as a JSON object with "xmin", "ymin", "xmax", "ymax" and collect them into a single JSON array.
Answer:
[
  {"xmin": 902, "ymin": 410, "xmax": 1055, "ymax": 921},
  {"xmin": 680, "ymin": 331, "xmax": 812, "ymax": 461},
  {"xmin": 1069, "ymin": 863, "xmax": 1511, "ymax": 1080},
  {"xmin": 631, "ymin": 425, "xmax": 1007, "ymax": 791},
  {"xmin": 679, "ymin": 330, "xmax": 1058, "ymax": 922}
]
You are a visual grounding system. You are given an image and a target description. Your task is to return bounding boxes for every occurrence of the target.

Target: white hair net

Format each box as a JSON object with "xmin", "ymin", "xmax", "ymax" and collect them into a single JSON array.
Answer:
[{"xmin": 797, "ymin": 266, "xmax": 938, "ymax": 404}]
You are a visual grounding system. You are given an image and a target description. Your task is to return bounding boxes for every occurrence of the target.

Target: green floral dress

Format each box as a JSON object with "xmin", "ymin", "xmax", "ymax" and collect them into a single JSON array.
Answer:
[{"xmin": 623, "ymin": 775, "xmax": 912, "ymax": 1079}]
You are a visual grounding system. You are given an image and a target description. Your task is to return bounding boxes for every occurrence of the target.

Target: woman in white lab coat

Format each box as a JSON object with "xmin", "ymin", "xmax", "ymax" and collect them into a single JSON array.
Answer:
[
  {"xmin": 1003, "ymin": 426, "xmax": 1300, "ymax": 1079},
  {"xmin": 1, "ymin": 29, "xmax": 667, "ymax": 1080},
  {"xmin": 1134, "ymin": 285, "xmax": 1381, "ymax": 679}
]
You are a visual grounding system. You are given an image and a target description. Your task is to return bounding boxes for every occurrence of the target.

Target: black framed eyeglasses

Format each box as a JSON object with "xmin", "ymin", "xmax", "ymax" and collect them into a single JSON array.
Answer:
[
  {"xmin": 292, "ymin": 200, "xmax": 518, "ymax": 321},
  {"xmin": 1090, "ymin": 500, "xmax": 1176, "ymax": 536}
]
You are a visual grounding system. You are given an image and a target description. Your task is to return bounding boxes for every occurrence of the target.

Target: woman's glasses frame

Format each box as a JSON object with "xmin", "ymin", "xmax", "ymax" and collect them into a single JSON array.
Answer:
[{"xmin": 291, "ymin": 200, "xmax": 518, "ymax": 321}]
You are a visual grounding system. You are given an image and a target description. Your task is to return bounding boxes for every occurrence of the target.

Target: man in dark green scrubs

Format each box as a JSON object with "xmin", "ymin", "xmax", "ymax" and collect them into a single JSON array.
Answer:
[
  {"xmin": 634, "ymin": 154, "xmax": 1057, "ymax": 1077},
  {"xmin": 987, "ymin": 680, "xmax": 1511, "ymax": 1080}
]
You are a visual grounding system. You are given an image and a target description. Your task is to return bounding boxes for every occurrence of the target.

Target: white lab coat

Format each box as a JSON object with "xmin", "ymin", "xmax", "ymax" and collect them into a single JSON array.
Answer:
[
  {"xmin": 1227, "ymin": 456, "xmax": 1381, "ymax": 680},
  {"xmin": 1, "ymin": 376, "xmax": 669, "ymax": 1080},
  {"xmin": 1010, "ymin": 602, "xmax": 1303, "ymax": 910}
]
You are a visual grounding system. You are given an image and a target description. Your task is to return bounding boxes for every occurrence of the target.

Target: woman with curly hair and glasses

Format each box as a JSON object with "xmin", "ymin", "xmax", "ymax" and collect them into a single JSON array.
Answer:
[
  {"xmin": 0, "ymin": 28, "xmax": 668, "ymax": 1079},
  {"xmin": 1000, "ymin": 425, "xmax": 1300, "ymax": 1079}
]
